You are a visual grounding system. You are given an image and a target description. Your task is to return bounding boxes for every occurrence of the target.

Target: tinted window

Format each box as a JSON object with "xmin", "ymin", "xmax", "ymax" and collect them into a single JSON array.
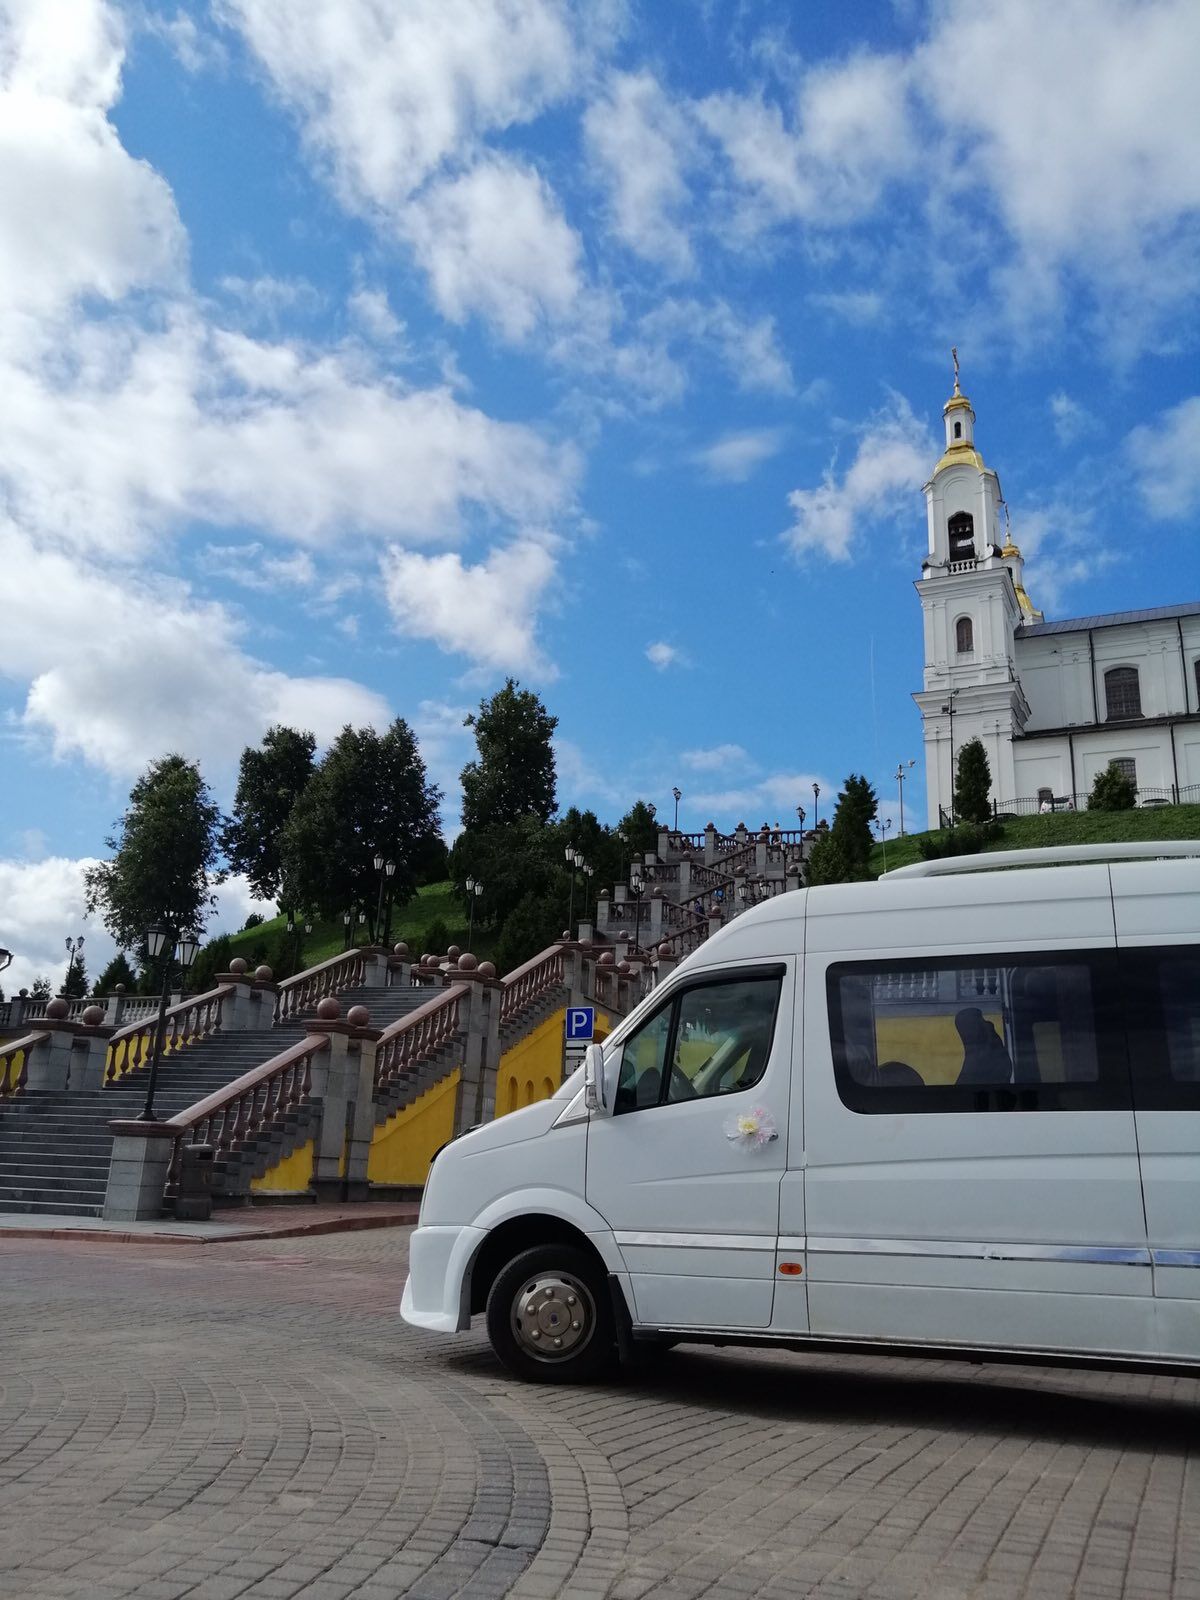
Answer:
[
  {"xmin": 614, "ymin": 969, "xmax": 783, "ymax": 1115},
  {"xmin": 1120, "ymin": 947, "xmax": 1200, "ymax": 1111},
  {"xmin": 828, "ymin": 953, "xmax": 1129, "ymax": 1114}
]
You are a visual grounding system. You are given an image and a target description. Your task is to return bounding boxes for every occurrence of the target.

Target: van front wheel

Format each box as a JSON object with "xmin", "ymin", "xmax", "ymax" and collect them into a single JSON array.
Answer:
[{"xmin": 485, "ymin": 1244, "xmax": 615, "ymax": 1383}]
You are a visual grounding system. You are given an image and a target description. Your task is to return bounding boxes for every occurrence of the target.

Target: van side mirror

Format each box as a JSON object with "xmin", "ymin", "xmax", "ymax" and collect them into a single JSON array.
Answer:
[{"xmin": 583, "ymin": 1042, "xmax": 610, "ymax": 1116}]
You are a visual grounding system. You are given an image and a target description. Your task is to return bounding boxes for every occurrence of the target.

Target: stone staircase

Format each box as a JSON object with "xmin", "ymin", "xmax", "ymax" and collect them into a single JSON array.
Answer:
[{"xmin": 0, "ymin": 1026, "xmax": 307, "ymax": 1216}]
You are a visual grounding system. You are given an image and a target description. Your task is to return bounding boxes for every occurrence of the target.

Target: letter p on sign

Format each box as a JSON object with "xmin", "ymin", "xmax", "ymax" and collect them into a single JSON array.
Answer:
[{"xmin": 565, "ymin": 1007, "xmax": 595, "ymax": 1043}]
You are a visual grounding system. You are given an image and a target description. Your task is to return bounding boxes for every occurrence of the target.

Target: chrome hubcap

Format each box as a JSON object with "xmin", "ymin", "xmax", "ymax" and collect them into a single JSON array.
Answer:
[{"xmin": 511, "ymin": 1272, "xmax": 595, "ymax": 1361}]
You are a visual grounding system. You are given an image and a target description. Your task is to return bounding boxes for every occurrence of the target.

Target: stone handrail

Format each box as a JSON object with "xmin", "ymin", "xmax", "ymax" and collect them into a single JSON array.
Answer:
[
  {"xmin": 111, "ymin": 1036, "xmax": 331, "ymax": 1196},
  {"xmin": 374, "ymin": 985, "xmax": 467, "ymax": 1093},
  {"xmin": 276, "ymin": 948, "xmax": 368, "ymax": 1022},
  {"xmin": 105, "ymin": 986, "xmax": 232, "ymax": 1086},
  {"xmin": 500, "ymin": 947, "xmax": 565, "ymax": 1025},
  {"xmin": 0, "ymin": 1032, "xmax": 48, "ymax": 1099}
]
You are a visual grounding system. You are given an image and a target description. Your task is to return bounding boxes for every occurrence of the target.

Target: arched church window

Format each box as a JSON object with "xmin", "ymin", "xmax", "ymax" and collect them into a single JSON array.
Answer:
[
  {"xmin": 954, "ymin": 421, "xmax": 962, "ymax": 439},
  {"xmin": 1104, "ymin": 666, "xmax": 1142, "ymax": 721},
  {"xmin": 956, "ymin": 616, "xmax": 974, "ymax": 654},
  {"xmin": 948, "ymin": 512, "xmax": 974, "ymax": 560}
]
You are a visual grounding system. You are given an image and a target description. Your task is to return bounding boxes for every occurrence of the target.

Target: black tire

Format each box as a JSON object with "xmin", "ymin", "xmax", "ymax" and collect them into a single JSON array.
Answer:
[{"xmin": 485, "ymin": 1243, "xmax": 616, "ymax": 1384}]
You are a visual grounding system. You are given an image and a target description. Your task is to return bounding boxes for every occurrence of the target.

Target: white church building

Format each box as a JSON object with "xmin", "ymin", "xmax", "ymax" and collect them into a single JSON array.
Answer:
[{"xmin": 914, "ymin": 367, "xmax": 1200, "ymax": 828}]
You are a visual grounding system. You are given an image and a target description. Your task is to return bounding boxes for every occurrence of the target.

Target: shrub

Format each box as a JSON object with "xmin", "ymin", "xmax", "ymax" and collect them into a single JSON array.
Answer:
[
  {"xmin": 917, "ymin": 820, "xmax": 1003, "ymax": 860},
  {"xmin": 1087, "ymin": 761, "xmax": 1136, "ymax": 812},
  {"xmin": 241, "ymin": 911, "xmax": 265, "ymax": 931},
  {"xmin": 422, "ymin": 917, "xmax": 452, "ymax": 955},
  {"xmin": 954, "ymin": 738, "xmax": 993, "ymax": 824}
]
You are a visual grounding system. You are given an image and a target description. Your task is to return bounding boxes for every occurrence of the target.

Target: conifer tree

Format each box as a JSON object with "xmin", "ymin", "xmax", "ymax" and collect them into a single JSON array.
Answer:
[{"xmin": 954, "ymin": 738, "xmax": 993, "ymax": 824}]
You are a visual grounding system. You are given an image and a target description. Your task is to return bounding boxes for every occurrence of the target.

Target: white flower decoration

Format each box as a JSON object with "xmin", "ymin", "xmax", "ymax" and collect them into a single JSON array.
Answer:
[{"xmin": 723, "ymin": 1104, "xmax": 777, "ymax": 1149}]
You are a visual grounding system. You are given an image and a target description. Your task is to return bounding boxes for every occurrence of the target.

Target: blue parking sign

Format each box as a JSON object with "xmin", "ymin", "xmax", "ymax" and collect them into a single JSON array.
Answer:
[{"xmin": 565, "ymin": 1006, "xmax": 595, "ymax": 1042}]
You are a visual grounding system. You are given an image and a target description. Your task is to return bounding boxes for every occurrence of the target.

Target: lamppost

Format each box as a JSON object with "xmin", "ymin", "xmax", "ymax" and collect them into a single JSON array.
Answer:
[
  {"xmin": 582, "ymin": 863, "xmax": 594, "ymax": 927},
  {"xmin": 138, "ymin": 925, "xmax": 200, "ymax": 1122},
  {"xmin": 672, "ymin": 786, "xmax": 682, "ymax": 830},
  {"xmin": 630, "ymin": 866, "xmax": 645, "ymax": 952},
  {"xmin": 64, "ymin": 934, "xmax": 85, "ymax": 994},
  {"xmin": 812, "ymin": 781, "xmax": 821, "ymax": 831},
  {"xmin": 343, "ymin": 910, "xmax": 353, "ymax": 950},
  {"xmin": 894, "ymin": 759, "xmax": 915, "ymax": 835},
  {"xmin": 877, "ymin": 817, "xmax": 894, "ymax": 872},
  {"xmin": 466, "ymin": 878, "xmax": 483, "ymax": 948},
  {"xmin": 565, "ymin": 846, "xmax": 585, "ymax": 932},
  {"xmin": 940, "ymin": 690, "xmax": 960, "ymax": 825},
  {"xmin": 373, "ymin": 852, "xmax": 396, "ymax": 944}
]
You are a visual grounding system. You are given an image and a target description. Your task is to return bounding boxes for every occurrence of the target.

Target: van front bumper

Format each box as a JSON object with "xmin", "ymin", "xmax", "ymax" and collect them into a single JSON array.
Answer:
[{"xmin": 400, "ymin": 1223, "xmax": 485, "ymax": 1333}]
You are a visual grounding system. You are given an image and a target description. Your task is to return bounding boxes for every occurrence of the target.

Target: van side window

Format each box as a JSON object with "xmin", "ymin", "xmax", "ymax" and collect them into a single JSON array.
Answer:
[
  {"xmin": 827, "ymin": 953, "xmax": 1129, "ymax": 1114},
  {"xmin": 1119, "ymin": 947, "xmax": 1200, "ymax": 1112},
  {"xmin": 614, "ymin": 970, "xmax": 783, "ymax": 1114}
]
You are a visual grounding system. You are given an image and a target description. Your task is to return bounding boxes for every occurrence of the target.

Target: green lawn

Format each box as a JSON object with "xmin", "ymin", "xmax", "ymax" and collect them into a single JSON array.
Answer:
[
  {"xmin": 869, "ymin": 803, "xmax": 1200, "ymax": 876},
  {"xmin": 225, "ymin": 881, "xmax": 496, "ymax": 972}
]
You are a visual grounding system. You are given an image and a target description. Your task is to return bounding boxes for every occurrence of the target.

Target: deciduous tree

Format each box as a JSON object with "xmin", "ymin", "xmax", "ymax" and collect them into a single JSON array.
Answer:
[
  {"xmin": 280, "ymin": 720, "xmax": 442, "ymax": 936},
  {"xmin": 84, "ymin": 754, "xmax": 221, "ymax": 955},
  {"xmin": 1088, "ymin": 760, "xmax": 1136, "ymax": 811},
  {"xmin": 222, "ymin": 726, "xmax": 316, "ymax": 901},
  {"xmin": 460, "ymin": 679, "xmax": 557, "ymax": 831}
]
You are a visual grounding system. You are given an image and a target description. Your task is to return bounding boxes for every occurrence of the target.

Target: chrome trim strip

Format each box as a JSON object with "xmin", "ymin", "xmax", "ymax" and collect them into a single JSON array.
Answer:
[
  {"xmin": 614, "ymin": 1230, "xmax": 775, "ymax": 1252},
  {"xmin": 1151, "ymin": 1249, "xmax": 1200, "ymax": 1268},
  {"xmin": 776, "ymin": 1236, "xmax": 807, "ymax": 1252},
  {"xmin": 806, "ymin": 1236, "xmax": 1151, "ymax": 1266}
]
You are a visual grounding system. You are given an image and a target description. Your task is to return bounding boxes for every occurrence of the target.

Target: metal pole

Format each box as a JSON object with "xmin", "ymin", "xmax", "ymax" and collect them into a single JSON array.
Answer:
[
  {"xmin": 568, "ymin": 862, "xmax": 576, "ymax": 933},
  {"xmin": 138, "ymin": 947, "xmax": 173, "ymax": 1122},
  {"xmin": 374, "ymin": 869, "xmax": 386, "ymax": 944},
  {"xmin": 468, "ymin": 893, "xmax": 475, "ymax": 949}
]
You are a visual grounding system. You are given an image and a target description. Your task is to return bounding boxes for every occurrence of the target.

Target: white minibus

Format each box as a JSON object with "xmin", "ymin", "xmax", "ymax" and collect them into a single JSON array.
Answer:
[{"xmin": 401, "ymin": 843, "xmax": 1200, "ymax": 1383}]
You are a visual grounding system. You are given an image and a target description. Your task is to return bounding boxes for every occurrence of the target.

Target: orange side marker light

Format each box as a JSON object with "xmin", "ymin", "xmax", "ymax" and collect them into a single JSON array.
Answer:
[{"xmin": 778, "ymin": 1261, "xmax": 803, "ymax": 1276}]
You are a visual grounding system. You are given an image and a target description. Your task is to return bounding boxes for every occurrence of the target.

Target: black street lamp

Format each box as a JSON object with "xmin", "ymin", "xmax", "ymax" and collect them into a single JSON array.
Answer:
[
  {"xmin": 894, "ymin": 759, "xmax": 915, "ymax": 835},
  {"xmin": 565, "ymin": 846, "xmax": 584, "ymax": 933},
  {"xmin": 138, "ymin": 926, "xmax": 200, "ymax": 1122},
  {"xmin": 940, "ymin": 691, "xmax": 960, "ymax": 826},
  {"xmin": 343, "ymin": 910, "xmax": 353, "ymax": 949},
  {"xmin": 466, "ymin": 878, "xmax": 483, "ymax": 948},
  {"xmin": 630, "ymin": 866, "xmax": 645, "ymax": 952},
  {"xmin": 672, "ymin": 786, "xmax": 682, "ymax": 830},
  {"xmin": 64, "ymin": 934, "xmax": 85, "ymax": 994},
  {"xmin": 812, "ymin": 781, "xmax": 821, "ymax": 830},
  {"xmin": 373, "ymin": 852, "xmax": 397, "ymax": 945}
]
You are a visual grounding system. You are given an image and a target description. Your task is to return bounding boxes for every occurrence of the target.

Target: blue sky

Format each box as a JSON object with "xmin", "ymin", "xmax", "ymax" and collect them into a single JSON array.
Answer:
[{"xmin": 3, "ymin": 0, "xmax": 1199, "ymax": 988}]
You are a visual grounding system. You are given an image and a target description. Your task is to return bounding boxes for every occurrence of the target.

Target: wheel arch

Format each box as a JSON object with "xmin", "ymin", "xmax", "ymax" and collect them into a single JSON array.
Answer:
[{"xmin": 468, "ymin": 1204, "xmax": 619, "ymax": 1317}]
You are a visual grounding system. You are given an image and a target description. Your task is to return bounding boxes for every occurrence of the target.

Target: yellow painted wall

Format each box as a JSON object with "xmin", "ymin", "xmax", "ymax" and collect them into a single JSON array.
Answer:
[
  {"xmin": 251, "ymin": 1137, "xmax": 315, "ymax": 1193},
  {"xmin": 494, "ymin": 1007, "xmax": 611, "ymax": 1119},
  {"xmin": 876, "ymin": 1011, "xmax": 1005, "ymax": 1086},
  {"xmin": 367, "ymin": 1069, "xmax": 461, "ymax": 1186}
]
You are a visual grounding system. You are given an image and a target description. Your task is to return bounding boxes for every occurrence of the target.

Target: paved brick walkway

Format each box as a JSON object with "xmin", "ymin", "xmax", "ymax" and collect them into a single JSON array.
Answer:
[{"xmin": 0, "ymin": 1229, "xmax": 1196, "ymax": 1600}]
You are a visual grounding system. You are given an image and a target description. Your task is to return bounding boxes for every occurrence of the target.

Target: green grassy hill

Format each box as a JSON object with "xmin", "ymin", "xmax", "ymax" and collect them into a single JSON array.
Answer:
[
  {"xmin": 222, "ymin": 881, "xmax": 496, "ymax": 976},
  {"xmin": 870, "ymin": 803, "xmax": 1200, "ymax": 876}
]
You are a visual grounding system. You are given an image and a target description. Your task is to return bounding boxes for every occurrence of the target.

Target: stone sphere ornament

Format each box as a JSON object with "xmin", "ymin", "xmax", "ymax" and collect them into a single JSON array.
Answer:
[
  {"xmin": 316, "ymin": 997, "xmax": 341, "ymax": 1020},
  {"xmin": 346, "ymin": 1005, "xmax": 370, "ymax": 1028}
]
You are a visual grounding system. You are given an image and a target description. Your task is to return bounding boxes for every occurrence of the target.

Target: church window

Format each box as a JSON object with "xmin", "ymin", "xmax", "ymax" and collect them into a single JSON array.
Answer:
[
  {"xmin": 1104, "ymin": 667, "xmax": 1142, "ymax": 721},
  {"xmin": 948, "ymin": 512, "xmax": 974, "ymax": 561},
  {"xmin": 954, "ymin": 421, "xmax": 962, "ymax": 439},
  {"xmin": 1113, "ymin": 758, "xmax": 1137, "ymax": 785},
  {"xmin": 956, "ymin": 616, "xmax": 974, "ymax": 654}
]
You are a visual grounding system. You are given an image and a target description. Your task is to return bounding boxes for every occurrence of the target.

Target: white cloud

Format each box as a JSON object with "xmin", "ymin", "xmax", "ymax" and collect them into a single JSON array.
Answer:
[
  {"xmin": 382, "ymin": 539, "xmax": 559, "ymax": 677},
  {"xmin": 0, "ymin": 858, "xmax": 274, "ymax": 995},
  {"xmin": 698, "ymin": 52, "xmax": 915, "ymax": 232},
  {"xmin": 1127, "ymin": 396, "xmax": 1200, "ymax": 521},
  {"xmin": 681, "ymin": 744, "xmax": 750, "ymax": 772},
  {"xmin": 622, "ymin": 298, "xmax": 793, "ymax": 406},
  {"xmin": 348, "ymin": 285, "xmax": 405, "ymax": 345},
  {"xmin": 783, "ymin": 395, "xmax": 931, "ymax": 562},
  {"xmin": 0, "ymin": 0, "xmax": 184, "ymax": 318},
  {"xmin": 646, "ymin": 641, "xmax": 685, "ymax": 671},
  {"xmin": 402, "ymin": 156, "xmax": 584, "ymax": 341},
  {"xmin": 584, "ymin": 70, "xmax": 694, "ymax": 274},
  {"xmin": 0, "ymin": 854, "xmax": 105, "ymax": 995},
  {"xmin": 0, "ymin": 313, "xmax": 579, "ymax": 559},
  {"xmin": 810, "ymin": 290, "xmax": 884, "ymax": 326},
  {"xmin": 217, "ymin": 0, "xmax": 583, "ymax": 213},
  {"xmin": 1049, "ymin": 391, "xmax": 1099, "ymax": 445},
  {"xmin": 689, "ymin": 771, "xmax": 829, "ymax": 828},
  {"xmin": 0, "ymin": 522, "xmax": 391, "ymax": 777},
  {"xmin": 693, "ymin": 428, "xmax": 785, "ymax": 483},
  {"xmin": 142, "ymin": 9, "xmax": 228, "ymax": 74},
  {"xmin": 923, "ymin": 1, "xmax": 1200, "ymax": 274}
]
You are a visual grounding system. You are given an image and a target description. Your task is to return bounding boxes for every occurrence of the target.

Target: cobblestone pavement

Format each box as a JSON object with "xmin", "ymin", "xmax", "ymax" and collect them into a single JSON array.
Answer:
[{"xmin": 1, "ymin": 1228, "xmax": 1197, "ymax": 1600}]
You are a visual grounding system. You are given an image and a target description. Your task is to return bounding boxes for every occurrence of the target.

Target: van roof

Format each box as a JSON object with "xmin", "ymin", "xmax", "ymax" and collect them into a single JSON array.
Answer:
[{"xmin": 883, "ymin": 841, "xmax": 1200, "ymax": 879}]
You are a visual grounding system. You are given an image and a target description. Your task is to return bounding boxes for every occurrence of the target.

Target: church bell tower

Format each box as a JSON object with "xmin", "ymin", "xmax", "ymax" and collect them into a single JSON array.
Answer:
[{"xmin": 913, "ymin": 355, "xmax": 1039, "ymax": 827}]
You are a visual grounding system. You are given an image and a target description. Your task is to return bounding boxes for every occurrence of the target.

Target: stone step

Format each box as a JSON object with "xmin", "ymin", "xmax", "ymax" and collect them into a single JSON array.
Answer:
[
  {"xmin": 0, "ymin": 1166, "xmax": 109, "ymax": 1190},
  {"xmin": 0, "ymin": 1197, "xmax": 104, "ymax": 1216}
]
